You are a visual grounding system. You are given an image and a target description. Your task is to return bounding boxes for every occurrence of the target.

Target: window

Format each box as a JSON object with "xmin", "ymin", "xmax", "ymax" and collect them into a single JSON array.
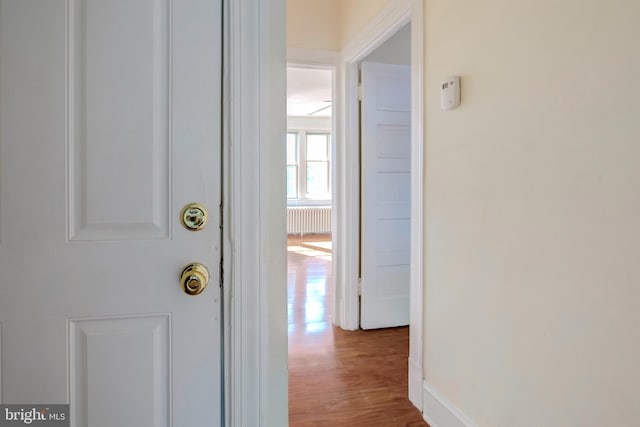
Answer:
[
  {"xmin": 287, "ymin": 131, "xmax": 331, "ymax": 201},
  {"xmin": 305, "ymin": 133, "xmax": 330, "ymax": 197},
  {"xmin": 287, "ymin": 133, "xmax": 298, "ymax": 199}
]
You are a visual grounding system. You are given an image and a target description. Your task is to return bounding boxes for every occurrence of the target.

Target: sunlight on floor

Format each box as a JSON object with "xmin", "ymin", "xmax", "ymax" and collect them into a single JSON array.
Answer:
[
  {"xmin": 301, "ymin": 240, "xmax": 332, "ymax": 251},
  {"xmin": 287, "ymin": 234, "xmax": 333, "ymax": 336},
  {"xmin": 287, "ymin": 232, "xmax": 426, "ymax": 426},
  {"xmin": 287, "ymin": 245, "xmax": 332, "ymax": 260}
]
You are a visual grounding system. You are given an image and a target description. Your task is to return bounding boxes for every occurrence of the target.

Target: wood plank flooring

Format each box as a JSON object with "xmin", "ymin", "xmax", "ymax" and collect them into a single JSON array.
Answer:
[{"xmin": 288, "ymin": 234, "xmax": 428, "ymax": 427}]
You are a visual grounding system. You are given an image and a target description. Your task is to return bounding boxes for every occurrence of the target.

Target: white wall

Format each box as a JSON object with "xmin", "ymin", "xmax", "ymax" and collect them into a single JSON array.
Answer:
[
  {"xmin": 362, "ymin": 23, "xmax": 411, "ymax": 66},
  {"xmin": 288, "ymin": 0, "xmax": 394, "ymax": 51},
  {"xmin": 339, "ymin": 0, "xmax": 390, "ymax": 48},
  {"xmin": 423, "ymin": 1, "xmax": 640, "ymax": 426}
]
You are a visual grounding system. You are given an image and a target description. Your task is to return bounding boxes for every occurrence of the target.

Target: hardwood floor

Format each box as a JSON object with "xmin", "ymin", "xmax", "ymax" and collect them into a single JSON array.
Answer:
[{"xmin": 288, "ymin": 234, "xmax": 428, "ymax": 427}]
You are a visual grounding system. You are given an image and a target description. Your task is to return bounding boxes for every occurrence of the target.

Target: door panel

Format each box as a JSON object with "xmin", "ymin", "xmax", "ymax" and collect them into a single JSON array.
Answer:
[
  {"xmin": 68, "ymin": 0, "xmax": 171, "ymax": 240},
  {"xmin": 360, "ymin": 62, "xmax": 411, "ymax": 329},
  {"xmin": 69, "ymin": 315, "xmax": 171, "ymax": 427},
  {"xmin": 0, "ymin": 0, "xmax": 222, "ymax": 425}
]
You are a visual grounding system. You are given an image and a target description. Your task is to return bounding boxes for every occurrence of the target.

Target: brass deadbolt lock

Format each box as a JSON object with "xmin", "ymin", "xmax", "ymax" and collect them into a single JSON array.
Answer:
[{"xmin": 181, "ymin": 203, "xmax": 208, "ymax": 231}]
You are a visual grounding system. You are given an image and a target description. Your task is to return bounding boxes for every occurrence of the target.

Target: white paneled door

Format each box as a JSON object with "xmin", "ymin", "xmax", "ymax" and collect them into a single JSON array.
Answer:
[
  {"xmin": 0, "ymin": 1, "xmax": 222, "ymax": 426},
  {"xmin": 360, "ymin": 61, "xmax": 411, "ymax": 330}
]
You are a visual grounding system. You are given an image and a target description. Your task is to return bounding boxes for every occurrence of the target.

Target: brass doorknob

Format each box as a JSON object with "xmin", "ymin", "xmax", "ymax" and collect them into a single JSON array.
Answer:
[{"xmin": 180, "ymin": 263, "xmax": 209, "ymax": 296}]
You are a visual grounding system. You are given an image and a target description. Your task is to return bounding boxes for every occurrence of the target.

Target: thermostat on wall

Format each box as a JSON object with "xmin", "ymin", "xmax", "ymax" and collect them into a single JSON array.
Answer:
[{"xmin": 441, "ymin": 76, "xmax": 461, "ymax": 110}]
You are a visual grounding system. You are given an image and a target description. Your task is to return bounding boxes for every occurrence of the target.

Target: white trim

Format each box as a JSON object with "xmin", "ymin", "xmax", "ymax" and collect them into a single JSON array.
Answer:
[
  {"xmin": 288, "ymin": 48, "xmax": 340, "ymax": 67},
  {"xmin": 422, "ymin": 382, "xmax": 479, "ymax": 427},
  {"xmin": 226, "ymin": 0, "xmax": 287, "ymax": 425},
  {"xmin": 409, "ymin": 356, "xmax": 423, "ymax": 412},
  {"xmin": 336, "ymin": 57, "xmax": 360, "ymax": 330},
  {"xmin": 341, "ymin": 0, "xmax": 413, "ymax": 61},
  {"xmin": 287, "ymin": 116, "xmax": 332, "ymax": 130},
  {"xmin": 257, "ymin": 1, "xmax": 288, "ymax": 424},
  {"xmin": 409, "ymin": 0, "xmax": 425, "ymax": 411}
]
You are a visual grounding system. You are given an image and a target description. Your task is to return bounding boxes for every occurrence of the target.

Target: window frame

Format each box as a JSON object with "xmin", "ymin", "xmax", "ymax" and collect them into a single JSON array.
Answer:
[
  {"xmin": 286, "ymin": 129, "xmax": 332, "ymax": 205},
  {"xmin": 286, "ymin": 132, "xmax": 299, "ymax": 200}
]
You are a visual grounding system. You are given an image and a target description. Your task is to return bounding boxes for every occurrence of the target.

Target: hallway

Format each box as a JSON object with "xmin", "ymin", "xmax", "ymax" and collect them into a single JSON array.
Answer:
[{"xmin": 288, "ymin": 235, "xmax": 427, "ymax": 426}]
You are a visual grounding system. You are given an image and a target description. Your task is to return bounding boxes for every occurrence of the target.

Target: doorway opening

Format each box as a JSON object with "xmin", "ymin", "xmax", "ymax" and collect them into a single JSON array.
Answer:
[
  {"xmin": 286, "ymin": 16, "xmax": 426, "ymax": 424},
  {"xmin": 285, "ymin": 63, "xmax": 338, "ymax": 421},
  {"xmin": 358, "ymin": 23, "xmax": 412, "ymax": 330},
  {"xmin": 286, "ymin": 64, "xmax": 335, "ymax": 341}
]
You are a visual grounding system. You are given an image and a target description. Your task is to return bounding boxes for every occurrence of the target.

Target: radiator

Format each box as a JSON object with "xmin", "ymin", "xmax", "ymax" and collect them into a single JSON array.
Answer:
[{"xmin": 287, "ymin": 206, "xmax": 332, "ymax": 235}]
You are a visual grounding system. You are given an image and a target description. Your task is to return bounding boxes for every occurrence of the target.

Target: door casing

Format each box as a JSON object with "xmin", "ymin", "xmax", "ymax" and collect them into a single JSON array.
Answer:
[{"xmin": 225, "ymin": 0, "xmax": 288, "ymax": 425}]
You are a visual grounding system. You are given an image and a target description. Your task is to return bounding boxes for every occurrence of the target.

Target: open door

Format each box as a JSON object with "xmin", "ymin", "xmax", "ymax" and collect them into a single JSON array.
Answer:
[
  {"xmin": 360, "ymin": 61, "xmax": 411, "ymax": 330},
  {"xmin": 0, "ymin": 1, "xmax": 222, "ymax": 425}
]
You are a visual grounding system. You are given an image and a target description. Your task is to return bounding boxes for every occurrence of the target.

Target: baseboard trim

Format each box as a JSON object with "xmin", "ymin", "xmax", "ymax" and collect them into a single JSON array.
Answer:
[
  {"xmin": 422, "ymin": 382, "xmax": 478, "ymax": 427},
  {"xmin": 408, "ymin": 357, "xmax": 423, "ymax": 410}
]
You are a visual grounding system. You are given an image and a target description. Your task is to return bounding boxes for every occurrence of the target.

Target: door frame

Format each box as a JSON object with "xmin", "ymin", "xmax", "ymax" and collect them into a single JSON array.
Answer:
[
  {"xmin": 336, "ymin": 0, "xmax": 425, "ymax": 410},
  {"xmin": 225, "ymin": 0, "xmax": 288, "ymax": 425}
]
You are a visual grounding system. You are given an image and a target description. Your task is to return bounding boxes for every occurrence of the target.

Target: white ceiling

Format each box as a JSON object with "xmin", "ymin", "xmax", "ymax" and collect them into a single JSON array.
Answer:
[{"xmin": 287, "ymin": 67, "xmax": 332, "ymax": 117}]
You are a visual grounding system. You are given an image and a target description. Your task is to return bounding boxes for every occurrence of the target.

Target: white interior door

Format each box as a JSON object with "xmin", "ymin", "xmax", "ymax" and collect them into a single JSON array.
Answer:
[
  {"xmin": 360, "ymin": 61, "xmax": 411, "ymax": 330},
  {"xmin": 0, "ymin": 1, "xmax": 222, "ymax": 425}
]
